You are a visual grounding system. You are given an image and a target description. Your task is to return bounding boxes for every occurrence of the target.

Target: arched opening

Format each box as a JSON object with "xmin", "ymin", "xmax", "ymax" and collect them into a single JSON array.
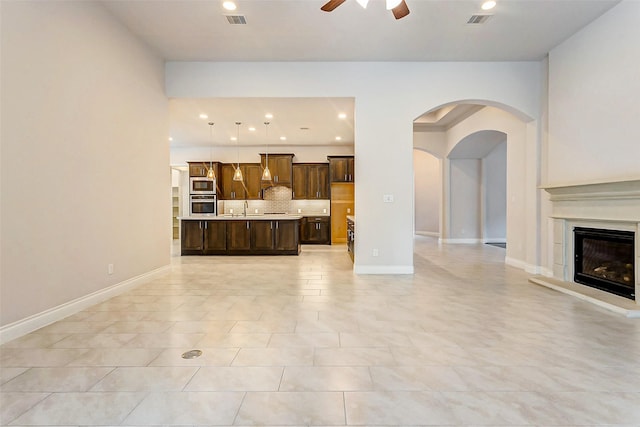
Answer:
[{"xmin": 413, "ymin": 100, "xmax": 536, "ymax": 268}]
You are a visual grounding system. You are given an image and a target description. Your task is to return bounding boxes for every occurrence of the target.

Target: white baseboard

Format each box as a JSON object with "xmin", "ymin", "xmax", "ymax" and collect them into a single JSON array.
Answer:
[
  {"xmin": 0, "ymin": 265, "xmax": 171, "ymax": 345},
  {"xmin": 415, "ymin": 231, "xmax": 439, "ymax": 237},
  {"xmin": 354, "ymin": 265, "xmax": 414, "ymax": 275},
  {"xmin": 541, "ymin": 268, "xmax": 554, "ymax": 278},
  {"xmin": 483, "ymin": 238, "xmax": 507, "ymax": 243},
  {"xmin": 504, "ymin": 257, "xmax": 542, "ymax": 274},
  {"xmin": 438, "ymin": 238, "xmax": 482, "ymax": 244}
]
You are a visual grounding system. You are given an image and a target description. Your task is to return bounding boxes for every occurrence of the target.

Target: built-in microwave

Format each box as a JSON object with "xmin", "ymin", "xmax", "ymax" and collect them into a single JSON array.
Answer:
[
  {"xmin": 189, "ymin": 177, "xmax": 216, "ymax": 195},
  {"xmin": 190, "ymin": 195, "xmax": 217, "ymax": 216}
]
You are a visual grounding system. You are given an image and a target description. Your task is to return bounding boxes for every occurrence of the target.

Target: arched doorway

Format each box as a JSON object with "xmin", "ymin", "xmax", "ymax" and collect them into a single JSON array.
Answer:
[{"xmin": 413, "ymin": 101, "xmax": 537, "ymax": 270}]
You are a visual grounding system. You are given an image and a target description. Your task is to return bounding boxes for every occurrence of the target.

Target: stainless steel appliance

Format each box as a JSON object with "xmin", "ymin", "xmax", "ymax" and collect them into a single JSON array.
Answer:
[
  {"xmin": 189, "ymin": 177, "xmax": 216, "ymax": 195},
  {"xmin": 190, "ymin": 194, "xmax": 217, "ymax": 215}
]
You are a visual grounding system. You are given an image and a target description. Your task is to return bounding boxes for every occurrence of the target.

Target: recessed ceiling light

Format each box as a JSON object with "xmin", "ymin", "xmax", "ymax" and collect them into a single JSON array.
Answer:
[
  {"xmin": 481, "ymin": 1, "xmax": 496, "ymax": 10},
  {"xmin": 265, "ymin": 113, "xmax": 273, "ymax": 119},
  {"xmin": 199, "ymin": 113, "xmax": 208, "ymax": 119},
  {"xmin": 335, "ymin": 136, "xmax": 342, "ymax": 141},
  {"xmin": 280, "ymin": 136, "xmax": 287, "ymax": 141},
  {"xmin": 231, "ymin": 137, "xmax": 237, "ymax": 141},
  {"xmin": 338, "ymin": 113, "xmax": 347, "ymax": 119},
  {"xmin": 248, "ymin": 127, "xmax": 256, "ymax": 131},
  {"xmin": 222, "ymin": 1, "xmax": 237, "ymax": 11},
  {"xmin": 168, "ymin": 137, "xmax": 173, "ymax": 141}
]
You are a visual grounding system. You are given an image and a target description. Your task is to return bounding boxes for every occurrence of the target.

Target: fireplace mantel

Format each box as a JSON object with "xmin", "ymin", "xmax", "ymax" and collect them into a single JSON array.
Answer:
[
  {"xmin": 536, "ymin": 178, "xmax": 640, "ymax": 313},
  {"xmin": 542, "ymin": 179, "xmax": 640, "ymax": 203}
]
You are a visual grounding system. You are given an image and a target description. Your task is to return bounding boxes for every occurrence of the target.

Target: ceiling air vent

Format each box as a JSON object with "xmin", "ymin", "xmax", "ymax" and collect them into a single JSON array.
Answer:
[
  {"xmin": 467, "ymin": 14, "xmax": 492, "ymax": 24},
  {"xmin": 225, "ymin": 15, "xmax": 247, "ymax": 25}
]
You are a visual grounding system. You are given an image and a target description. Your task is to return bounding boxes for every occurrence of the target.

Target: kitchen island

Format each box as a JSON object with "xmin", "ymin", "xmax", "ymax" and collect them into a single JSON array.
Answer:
[{"xmin": 179, "ymin": 215, "xmax": 301, "ymax": 256}]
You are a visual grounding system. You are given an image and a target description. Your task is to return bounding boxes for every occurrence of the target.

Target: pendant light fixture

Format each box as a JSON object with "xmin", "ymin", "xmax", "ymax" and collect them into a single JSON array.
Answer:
[
  {"xmin": 233, "ymin": 122, "xmax": 243, "ymax": 181},
  {"xmin": 206, "ymin": 122, "xmax": 215, "ymax": 179},
  {"xmin": 261, "ymin": 121, "xmax": 272, "ymax": 181}
]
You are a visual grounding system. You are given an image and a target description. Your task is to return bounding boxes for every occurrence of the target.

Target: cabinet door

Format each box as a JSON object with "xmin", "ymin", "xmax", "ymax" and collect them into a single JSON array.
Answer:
[
  {"xmin": 328, "ymin": 157, "xmax": 354, "ymax": 183},
  {"xmin": 261, "ymin": 154, "xmax": 293, "ymax": 187},
  {"xmin": 203, "ymin": 221, "xmax": 226, "ymax": 253},
  {"xmin": 181, "ymin": 221, "xmax": 204, "ymax": 252},
  {"xmin": 273, "ymin": 156, "xmax": 292, "ymax": 185},
  {"xmin": 221, "ymin": 164, "xmax": 245, "ymax": 200},
  {"xmin": 292, "ymin": 164, "xmax": 307, "ymax": 199},
  {"xmin": 275, "ymin": 221, "xmax": 298, "ymax": 251},
  {"xmin": 251, "ymin": 221, "xmax": 275, "ymax": 250},
  {"xmin": 188, "ymin": 162, "xmax": 208, "ymax": 177},
  {"xmin": 243, "ymin": 164, "xmax": 262, "ymax": 199},
  {"xmin": 227, "ymin": 220, "xmax": 251, "ymax": 250},
  {"xmin": 308, "ymin": 164, "xmax": 330, "ymax": 199},
  {"xmin": 317, "ymin": 220, "xmax": 331, "ymax": 244}
]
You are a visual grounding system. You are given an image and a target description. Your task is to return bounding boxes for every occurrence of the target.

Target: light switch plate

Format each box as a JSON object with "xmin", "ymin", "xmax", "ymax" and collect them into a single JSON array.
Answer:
[{"xmin": 383, "ymin": 194, "xmax": 394, "ymax": 203}]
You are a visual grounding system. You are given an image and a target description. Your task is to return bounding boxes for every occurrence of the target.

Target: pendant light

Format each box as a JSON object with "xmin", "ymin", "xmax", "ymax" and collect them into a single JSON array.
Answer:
[
  {"xmin": 206, "ymin": 122, "xmax": 215, "ymax": 179},
  {"xmin": 261, "ymin": 121, "xmax": 272, "ymax": 181},
  {"xmin": 233, "ymin": 122, "xmax": 243, "ymax": 181}
]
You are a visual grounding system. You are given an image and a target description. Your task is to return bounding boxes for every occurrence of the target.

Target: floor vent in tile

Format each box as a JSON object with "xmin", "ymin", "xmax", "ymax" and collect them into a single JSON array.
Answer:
[{"xmin": 181, "ymin": 349, "xmax": 203, "ymax": 359}]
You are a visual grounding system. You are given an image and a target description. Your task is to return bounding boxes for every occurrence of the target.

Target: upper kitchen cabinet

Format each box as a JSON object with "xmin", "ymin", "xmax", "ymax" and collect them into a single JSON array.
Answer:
[
  {"xmin": 327, "ymin": 156, "xmax": 354, "ymax": 183},
  {"xmin": 189, "ymin": 161, "xmax": 216, "ymax": 178},
  {"xmin": 220, "ymin": 163, "xmax": 262, "ymax": 200},
  {"xmin": 260, "ymin": 154, "xmax": 294, "ymax": 188},
  {"xmin": 220, "ymin": 163, "xmax": 245, "ymax": 200},
  {"xmin": 292, "ymin": 163, "xmax": 329, "ymax": 200}
]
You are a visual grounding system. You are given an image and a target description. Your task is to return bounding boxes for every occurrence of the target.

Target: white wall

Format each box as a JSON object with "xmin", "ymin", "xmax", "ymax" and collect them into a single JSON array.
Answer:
[
  {"xmin": 449, "ymin": 159, "xmax": 482, "ymax": 240},
  {"xmin": 413, "ymin": 149, "xmax": 441, "ymax": 236},
  {"xmin": 0, "ymin": 2, "xmax": 169, "ymax": 331},
  {"xmin": 166, "ymin": 62, "xmax": 541, "ymax": 274},
  {"xmin": 547, "ymin": 0, "xmax": 640, "ymax": 184},
  {"xmin": 483, "ymin": 142, "xmax": 507, "ymax": 241}
]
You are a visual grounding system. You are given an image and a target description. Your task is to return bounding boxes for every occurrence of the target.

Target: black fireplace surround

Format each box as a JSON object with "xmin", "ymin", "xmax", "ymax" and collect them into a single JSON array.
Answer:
[{"xmin": 574, "ymin": 227, "xmax": 635, "ymax": 300}]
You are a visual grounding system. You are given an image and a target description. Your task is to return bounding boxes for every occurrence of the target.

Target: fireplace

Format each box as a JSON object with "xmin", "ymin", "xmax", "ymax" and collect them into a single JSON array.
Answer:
[{"xmin": 574, "ymin": 227, "xmax": 635, "ymax": 300}]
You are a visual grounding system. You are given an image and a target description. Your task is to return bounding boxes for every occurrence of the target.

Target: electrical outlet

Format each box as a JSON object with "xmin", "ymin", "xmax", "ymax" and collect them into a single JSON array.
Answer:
[
  {"xmin": 383, "ymin": 194, "xmax": 394, "ymax": 203},
  {"xmin": 108, "ymin": 264, "xmax": 114, "ymax": 275},
  {"xmin": 372, "ymin": 249, "xmax": 379, "ymax": 257}
]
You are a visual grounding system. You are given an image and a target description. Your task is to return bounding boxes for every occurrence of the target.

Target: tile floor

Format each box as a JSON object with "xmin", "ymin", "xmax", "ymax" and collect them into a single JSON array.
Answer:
[{"xmin": 1, "ymin": 236, "xmax": 640, "ymax": 426}]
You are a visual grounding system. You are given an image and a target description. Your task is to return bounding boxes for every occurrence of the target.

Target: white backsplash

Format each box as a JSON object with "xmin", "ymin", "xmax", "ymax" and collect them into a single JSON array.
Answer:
[{"xmin": 220, "ymin": 186, "xmax": 330, "ymax": 215}]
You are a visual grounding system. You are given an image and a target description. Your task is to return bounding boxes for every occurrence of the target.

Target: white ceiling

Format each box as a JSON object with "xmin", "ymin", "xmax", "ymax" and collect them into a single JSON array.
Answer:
[{"xmin": 101, "ymin": 0, "xmax": 619, "ymax": 147}]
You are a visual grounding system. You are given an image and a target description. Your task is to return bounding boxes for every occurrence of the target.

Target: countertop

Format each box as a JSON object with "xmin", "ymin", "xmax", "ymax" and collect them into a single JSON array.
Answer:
[{"xmin": 179, "ymin": 214, "xmax": 303, "ymax": 221}]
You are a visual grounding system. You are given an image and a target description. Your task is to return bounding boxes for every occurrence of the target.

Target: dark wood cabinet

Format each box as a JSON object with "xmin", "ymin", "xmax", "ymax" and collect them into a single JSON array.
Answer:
[
  {"xmin": 328, "ymin": 156, "xmax": 354, "ymax": 183},
  {"xmin": 220, "ymin": 163, "xmax": 261, "ymax": 200},
  {"xmin": 252, "ymin": 220, "xmax": 299, "ymax": 252},
  {"xmin": 227, "ymin": 220, "xmax": 251, "ymax": 251},
  {"xmin": 182, "ymin": 220, "xmax": 227, "ymax": 254},
  {"xmin": 292, "ymin": 163, "xmax": 329, "ymax": 200},
  {"xmin": 275, "ymin": 220, "xmax": 299, "ymax": 251},
  {"xmin": 188, "ymin": 162, "xmax": 209, "ymax": 177},
  {"xmin": 251, "ymin": 221, "xmax": 275, "ymax": 251},
  {"xmin": 300, "ymin": 216, "xmax": 331, "ymax": 244},
  {"xmin": 220, "ymin": 164, "xmax": 244, "ymax": 200},
  {"xmin": 243, "ymin": 163, "xmax": 262, "ymax": 200},
  {"xmin": 181, "ymin": 218, "xmax": 300, "ymax": 255},
  {"xmin": 182, "ymin": 220, "xmax": 205, "ymax": 252},
  {"xmin": 261, "ymin": 154, "xmax": 294, "ymax": 188},
  {"xmin": 292, "ymin": 164, "xmax": 308, "ymax": 199},
  {"xmin": 203, "ymin": 221, "xmax": 226, "ymax": 253}
]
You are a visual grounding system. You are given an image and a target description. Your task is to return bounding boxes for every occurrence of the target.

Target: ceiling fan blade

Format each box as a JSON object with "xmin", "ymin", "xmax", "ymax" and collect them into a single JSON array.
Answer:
[
  {"xmin": 391, "ymin": 0, "xmax": 410, "ymax": 19},
  {"xmin": 321, "ymin": 0, "xmax": 347, "ymax": 12}
]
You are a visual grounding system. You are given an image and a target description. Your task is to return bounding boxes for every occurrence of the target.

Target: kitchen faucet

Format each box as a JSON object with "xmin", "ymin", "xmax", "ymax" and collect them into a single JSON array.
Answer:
[{"xmin": 243, "ymin": 200, "xmax": 248, "ymax": 217}]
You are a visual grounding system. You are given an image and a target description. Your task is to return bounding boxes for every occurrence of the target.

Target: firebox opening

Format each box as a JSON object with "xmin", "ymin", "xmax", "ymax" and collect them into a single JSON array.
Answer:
[{"xmin": 574, "ymin": 227, "xmax": 635, "ymax": 300}]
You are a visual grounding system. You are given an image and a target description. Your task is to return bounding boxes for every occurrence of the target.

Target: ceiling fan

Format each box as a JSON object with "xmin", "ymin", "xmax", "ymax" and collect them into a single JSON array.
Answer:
[{"xmin": 321, "ymin": 0, "xmax": 410, "ymax": 20}]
